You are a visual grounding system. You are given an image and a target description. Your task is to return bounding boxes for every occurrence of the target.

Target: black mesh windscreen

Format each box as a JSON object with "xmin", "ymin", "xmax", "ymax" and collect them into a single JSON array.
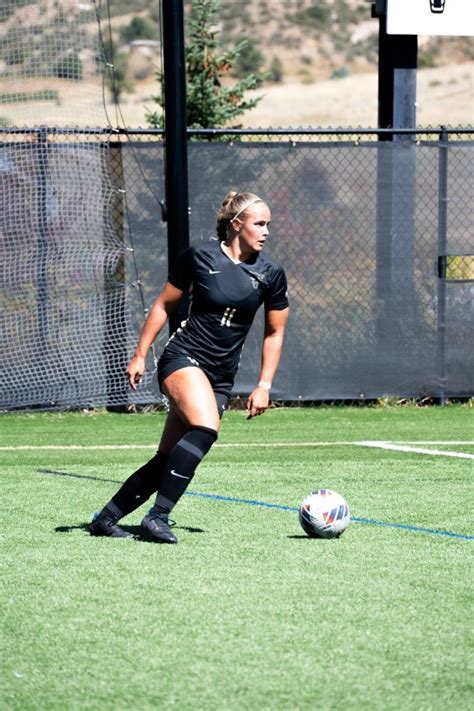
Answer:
[
  {"xmin": 1, "ymin": 133, "xmax": 472, "ymax": 410},
  {"xmin": 123, "ymin": 136, "xmax": 473, "ymax": 402}
]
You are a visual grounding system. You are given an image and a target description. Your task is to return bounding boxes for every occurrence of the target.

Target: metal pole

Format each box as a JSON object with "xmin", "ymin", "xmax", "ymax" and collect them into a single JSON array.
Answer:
[
  {"xmin": 437, "ymin": 127, "xmax": 449, "ymax": 405},
  {"xmin": 375, "ymin": 2, "xmax": 418, "ymax": 136},
  {"xmin": 36, "ymin": 127, "xmax": 49, "ymax": 378},
  {"xmin": 374, "ymin": 2, "xmax": 418, "ymax": 393},
  {"xmin": 161, "ymin": 0, "xmax": 190, "ymax": 334},
  {"xmin": 105, "ymin": 142, "xmax": 128, "ymax": 410}
]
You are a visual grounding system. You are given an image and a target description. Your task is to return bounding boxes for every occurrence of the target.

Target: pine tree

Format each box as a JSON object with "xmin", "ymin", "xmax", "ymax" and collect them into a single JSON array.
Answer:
[{"xmin": 146, "ymin": 0, "xmax": 266, "ymax": 129}]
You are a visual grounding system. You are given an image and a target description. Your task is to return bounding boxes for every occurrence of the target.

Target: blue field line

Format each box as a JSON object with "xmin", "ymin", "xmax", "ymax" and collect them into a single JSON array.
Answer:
[
  {"xmin": 185, "ymin": 491, "xmax": 474, "ymax": 541},
  {"xmin": 35, "ymin": 469, "xmax": 473, "ymax": 541}
]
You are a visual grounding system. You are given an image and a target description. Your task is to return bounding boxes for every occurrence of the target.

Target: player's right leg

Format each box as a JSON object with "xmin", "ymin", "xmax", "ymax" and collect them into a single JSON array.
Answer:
[{"xmin": 141, "ymin": 366, "xmax": 221, "ymax": 543}]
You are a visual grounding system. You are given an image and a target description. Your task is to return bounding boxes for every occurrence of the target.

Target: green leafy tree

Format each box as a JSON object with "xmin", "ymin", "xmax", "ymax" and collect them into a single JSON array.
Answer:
[{"xmin": 146, "ymin": 0, "xmax": 266, "ymax": 129}]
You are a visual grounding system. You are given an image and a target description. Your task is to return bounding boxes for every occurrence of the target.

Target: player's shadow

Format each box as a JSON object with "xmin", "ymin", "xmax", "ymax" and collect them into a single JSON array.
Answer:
[
  {"xmin": 55, "ymin": 523, "xmax": 206, "ymax": 538},
  {"xmin": 55, "ymin": 523, "xmax": 92, "ymax": 534},
  {"xmin": 38, "ymin": 468, "xmax": 122, "ymax": 486}
]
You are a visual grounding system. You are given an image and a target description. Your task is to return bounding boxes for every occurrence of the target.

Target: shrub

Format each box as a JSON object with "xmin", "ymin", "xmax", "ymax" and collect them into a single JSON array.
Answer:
[
  {"xmin": 120, "ymin": 16, "xmax": 158, "ymax": 44},
  {"xmin": 268, "ymin": 56, "xmax": 284, "ymax": 83},
  {"xmin": 331, "ymin": 65, "xmax": 351, "ymax": 79},
  {"xmin": 54, "ymin": 53, "xmax": 83, "ymax": 81}
]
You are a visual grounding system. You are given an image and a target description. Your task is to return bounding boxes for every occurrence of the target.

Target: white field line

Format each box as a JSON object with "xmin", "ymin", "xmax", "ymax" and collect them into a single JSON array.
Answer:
[
  {"xmin": 390, "ymin": 441, "xmax": 474, "ymax": 445},
  {"xmin": 355, "ymin": 441, "xmax": 474, "ymax": 460},
  {"xmin": 0, "ymin": 440, "xmax": 472, "ymax": 453},
  {"xmin": 0, "ymin": 445, "xmax": 157, "ymax": 450},
  {"xmin": 0, "ymin": 442, "xmax": 351, "ymax": 451}
]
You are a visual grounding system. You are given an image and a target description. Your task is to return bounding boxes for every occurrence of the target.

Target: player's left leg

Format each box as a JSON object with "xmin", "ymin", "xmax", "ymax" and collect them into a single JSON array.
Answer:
[{"xmin": 90, "ymin": 409, "xmax": 188, "ymax": 538}]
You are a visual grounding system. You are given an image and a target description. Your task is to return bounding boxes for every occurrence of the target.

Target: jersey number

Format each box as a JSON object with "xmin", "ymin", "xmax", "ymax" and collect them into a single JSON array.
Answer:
[{"xmin": 220, "ymin": 307, "xmax": 236, "ymax": 327}]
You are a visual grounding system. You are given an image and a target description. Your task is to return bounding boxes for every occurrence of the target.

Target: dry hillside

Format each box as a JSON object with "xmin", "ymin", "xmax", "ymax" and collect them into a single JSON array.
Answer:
[
  {"xmin": 0, "ymin": 0, "xmax": 472, "ymax": 128},
  {"xmin": 115, "ymin": 0, "xmax": 474, "ymax": 127}
]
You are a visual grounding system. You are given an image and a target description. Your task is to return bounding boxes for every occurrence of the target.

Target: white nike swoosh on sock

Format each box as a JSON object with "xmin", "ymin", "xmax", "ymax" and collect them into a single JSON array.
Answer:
[{"xmin": 171, "ymin": 469, "xmax": 191, "ymax": 479}]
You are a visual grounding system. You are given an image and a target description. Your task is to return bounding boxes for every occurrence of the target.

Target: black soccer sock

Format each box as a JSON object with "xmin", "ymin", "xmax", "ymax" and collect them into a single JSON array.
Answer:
[
  {"xmin": 99, "ymin": 451, "xmax": 169, "ymax": 520},
  {"xmin": 150, "ymin": 426, "xmax": 218, "ymax": 515}
]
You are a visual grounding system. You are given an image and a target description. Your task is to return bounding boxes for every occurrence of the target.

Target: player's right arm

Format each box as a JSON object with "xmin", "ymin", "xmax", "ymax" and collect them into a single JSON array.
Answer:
[{"xmin": 127, "ymin": 282, "xmax": 184, "ymax": 390}]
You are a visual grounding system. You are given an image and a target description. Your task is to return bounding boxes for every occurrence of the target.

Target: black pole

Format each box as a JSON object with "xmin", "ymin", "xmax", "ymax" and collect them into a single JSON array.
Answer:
[
  {"xmin": 437, "ymin": 127, "xmax": 449, "ymax": 405},
  {"xmin": 161, "ymin": 0, "xmax": 189, "ymax": 333}
]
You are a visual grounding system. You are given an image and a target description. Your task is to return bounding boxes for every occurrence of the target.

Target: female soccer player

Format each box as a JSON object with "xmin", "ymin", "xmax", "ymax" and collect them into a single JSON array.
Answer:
[{"xmin": 90, "ymin": 191, "xmax": 289, "ymax": 543}]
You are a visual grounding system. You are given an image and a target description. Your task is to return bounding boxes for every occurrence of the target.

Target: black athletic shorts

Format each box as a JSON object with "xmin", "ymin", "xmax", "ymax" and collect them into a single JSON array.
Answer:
[{"xmin": 157, "ymin": 348, "xmax": 234, "ymax": 417}]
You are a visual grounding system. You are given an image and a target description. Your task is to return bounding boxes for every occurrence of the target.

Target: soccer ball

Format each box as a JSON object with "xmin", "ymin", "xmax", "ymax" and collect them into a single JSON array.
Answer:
[{"xmin": 299, "ymin": 489, "xmax": 350, "ymax": 539}]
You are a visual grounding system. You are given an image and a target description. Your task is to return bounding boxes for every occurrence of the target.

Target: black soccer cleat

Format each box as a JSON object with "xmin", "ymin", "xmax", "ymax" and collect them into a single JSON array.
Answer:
[
  {"xmin": 141, "ymin": 512, "xmax": 178, "ymax": 544},
  {"xmin": 89, "ymin": 513, "xmax": 134, "ymax": 539}
]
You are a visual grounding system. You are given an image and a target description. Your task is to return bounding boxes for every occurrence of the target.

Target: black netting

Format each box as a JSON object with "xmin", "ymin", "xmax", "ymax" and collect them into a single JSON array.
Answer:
[
  {"xmin": 1, "ymin": 129, "xmax": 473, "ymax": 410},
  {"xmin": 119, "ymin": 131, "xmax": 473, "ymax": 404},
  {"xmin": 1, "ymin": 3, "xmax": 471, "ymax": 411}
]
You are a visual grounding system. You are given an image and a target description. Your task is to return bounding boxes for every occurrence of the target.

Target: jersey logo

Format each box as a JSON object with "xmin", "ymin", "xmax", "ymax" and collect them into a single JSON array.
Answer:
[
  {"xmin": 209, "ymin": 269, "xmax": 221, "ymax": 274},
  {"xmin": 245, "ymin": 270, "xmax": 266, "ymax": 289},
  {"xmin": 186, "ymin": 356, "xmax": 200, "ymax": 366}
]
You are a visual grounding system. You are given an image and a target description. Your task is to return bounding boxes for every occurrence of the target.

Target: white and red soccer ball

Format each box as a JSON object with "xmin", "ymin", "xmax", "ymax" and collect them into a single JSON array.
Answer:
[{"xmin": 299, "ymin": 489, "xmax": 350, "ymax": 539}]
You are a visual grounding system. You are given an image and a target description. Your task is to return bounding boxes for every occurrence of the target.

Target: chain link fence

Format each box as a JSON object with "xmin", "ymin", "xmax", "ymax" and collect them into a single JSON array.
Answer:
[{"xmin": 0, "ymin": 127, "xmax": 473, "ymax": 410}]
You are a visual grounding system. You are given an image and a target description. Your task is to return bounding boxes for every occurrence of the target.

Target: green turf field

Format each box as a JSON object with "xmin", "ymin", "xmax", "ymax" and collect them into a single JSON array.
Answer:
[{"xmin": 1, "ymin": 406, "xmax": 473, "ymax": 710}]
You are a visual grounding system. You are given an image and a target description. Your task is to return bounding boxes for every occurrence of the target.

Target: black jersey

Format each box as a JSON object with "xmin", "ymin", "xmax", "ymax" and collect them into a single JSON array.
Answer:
[{"xmin": 164, "ymin": 239, "xmax": 289, "ymax": 376}]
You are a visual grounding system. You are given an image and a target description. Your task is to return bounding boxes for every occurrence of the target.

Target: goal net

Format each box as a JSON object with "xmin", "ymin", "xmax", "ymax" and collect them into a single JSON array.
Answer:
[{"xmin": 0, "ymin": 1, "xmax": 158, "ymax": 410}]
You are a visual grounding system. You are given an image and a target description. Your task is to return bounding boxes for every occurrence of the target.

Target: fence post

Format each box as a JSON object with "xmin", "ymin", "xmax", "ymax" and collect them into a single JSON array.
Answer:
[
  {"xmin": 161, "ymin": 0, "xmax": 190, "ymax": 334},
  {"xmin": 105, "ymin": 140, "xmax": 128, "ymax": 409},
  {"xmin": 36, "ymin": 127, "xmax": 49, "ymax": 398},
  {"xmin": 437, "ymin": 126, "xmax": 449, "ymax": 405},
  {"xmin": 375, "ymin": 6, "xmax": 418, "ymax": 390}
]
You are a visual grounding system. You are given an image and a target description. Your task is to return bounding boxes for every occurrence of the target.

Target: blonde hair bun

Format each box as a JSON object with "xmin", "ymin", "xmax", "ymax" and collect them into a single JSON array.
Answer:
[{"xmin": 221, "ymin": 191, "xmax": 238, "ymax": 208}]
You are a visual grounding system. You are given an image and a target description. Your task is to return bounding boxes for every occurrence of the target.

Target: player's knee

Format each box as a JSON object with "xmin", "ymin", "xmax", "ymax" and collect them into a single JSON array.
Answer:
[{"xmin": 183, "ymin": 425, "xmax": 218, "ymax": 460}]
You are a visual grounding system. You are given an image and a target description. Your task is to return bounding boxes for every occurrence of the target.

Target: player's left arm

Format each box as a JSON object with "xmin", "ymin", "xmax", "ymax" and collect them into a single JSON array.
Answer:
[{"xmin": 246, "ymin": 307, "xmax": 289, "ymax": 419}]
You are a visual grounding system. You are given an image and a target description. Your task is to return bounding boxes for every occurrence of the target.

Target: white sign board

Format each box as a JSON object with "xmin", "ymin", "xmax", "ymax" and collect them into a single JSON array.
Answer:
[{"xmin": 387, "ymin": 0, "xmax": 474, "ymax": 36}]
